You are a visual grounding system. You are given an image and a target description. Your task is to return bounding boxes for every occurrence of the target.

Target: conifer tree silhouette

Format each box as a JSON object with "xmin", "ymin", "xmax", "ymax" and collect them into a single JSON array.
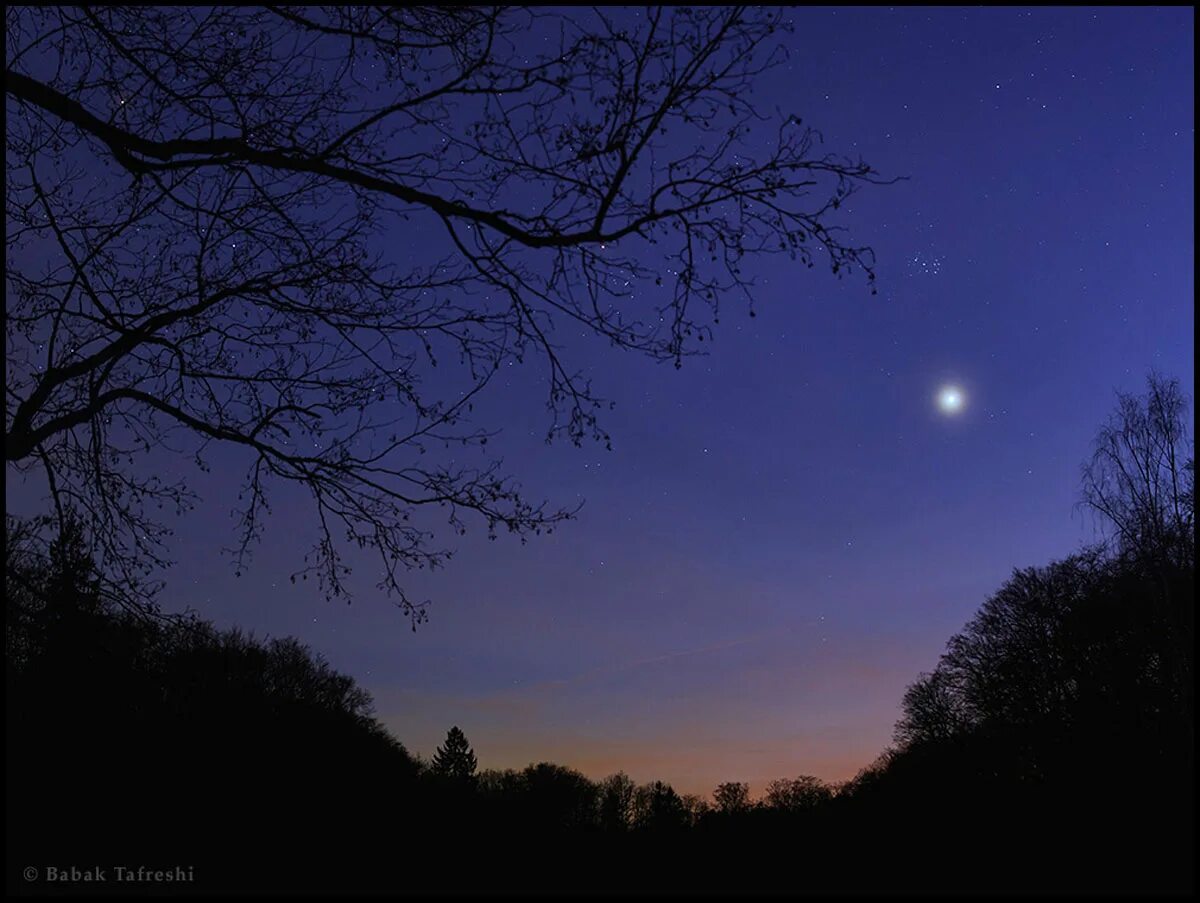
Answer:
[{"xmin": 432, "ymin": 726, "xmax": 478, "ymax": 781}]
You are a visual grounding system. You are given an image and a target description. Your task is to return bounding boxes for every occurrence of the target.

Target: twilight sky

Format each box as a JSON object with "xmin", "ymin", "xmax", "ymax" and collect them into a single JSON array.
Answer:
[{"xmin": 7, "ymin": 6, "xmax": 1194, "ymax": 798}]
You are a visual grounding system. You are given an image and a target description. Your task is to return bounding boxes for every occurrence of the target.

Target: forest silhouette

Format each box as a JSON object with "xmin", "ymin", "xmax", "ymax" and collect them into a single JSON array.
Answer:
[{"xmin": 6, "ymin": 374, "xmax": 1194, "ymax": 895}]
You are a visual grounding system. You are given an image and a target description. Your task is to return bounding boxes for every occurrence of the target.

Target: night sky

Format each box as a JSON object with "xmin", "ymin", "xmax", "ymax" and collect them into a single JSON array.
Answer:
[{"xmin": 7, "ymin": 7, "xmax": 1194, "ymax": 797}]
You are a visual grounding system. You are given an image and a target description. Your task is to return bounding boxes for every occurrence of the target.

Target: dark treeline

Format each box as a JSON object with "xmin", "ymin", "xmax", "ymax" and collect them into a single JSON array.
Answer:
[{"xmin": 7, "ymin": 375, "xmax": 1194, "ymax": 895}]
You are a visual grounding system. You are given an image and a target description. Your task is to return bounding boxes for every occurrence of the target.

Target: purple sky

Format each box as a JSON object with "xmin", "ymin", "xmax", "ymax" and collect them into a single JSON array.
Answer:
[{"xmin": 6, "ymin": 6, "xmax": 1194, "ymax": 798}]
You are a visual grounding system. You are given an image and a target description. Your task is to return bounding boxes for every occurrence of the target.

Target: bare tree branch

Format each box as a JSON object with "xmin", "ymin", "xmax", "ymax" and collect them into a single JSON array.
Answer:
[{"xmin": 6, "ymin": 6, "xmax": 888, "ymax": 621}]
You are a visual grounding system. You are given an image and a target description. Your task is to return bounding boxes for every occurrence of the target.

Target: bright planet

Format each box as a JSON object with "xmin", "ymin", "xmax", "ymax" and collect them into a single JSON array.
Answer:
[{"xmin": 937, "ymin": 385, "xmax": 966, "ymax": 415}]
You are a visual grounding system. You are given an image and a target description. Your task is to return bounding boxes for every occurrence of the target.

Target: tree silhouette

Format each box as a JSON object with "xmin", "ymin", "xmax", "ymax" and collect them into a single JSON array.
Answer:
[
  {"xmin": 6, "ymin": 513, "xmax": 424, "ymax": 890},
  {"xmin": 597, "ymin": 771, "xmax": 636, "ymax": 832},
  {"xmin": 5, "ymin": 6, "xmax": 888, "ymax": 619},
  {"xmin": 875, "ymin": 372, "xmax": 1195, "ymax": 894},
  {"xmin": 1079, "ymin": 371, "xmax": 1193, "ymax": 756},
  {"xmin": 712, "ymin": 780, "xmax": 751, "ymax": 814},
  {"xmin": 680, "ymin": 793, "xmax": 711, "ymax": 827},
  {"xmin": 892, "ymin": 669, "xmax": 969, "ymax": 749},
  {"xmin": 517, "ymin": 762, "xmax": 598, "ymax": 830},
  {"xmin": 763, "ymin": 775, "xmax": 832, "ymax": 812},
  {"xmin": 432, "ymin": 725, "xmax": 478, "ymax": 781},
  {"xmin": 894, "ymin": 375, "xmax": 1194, "ymax": 760},
  {"xmin": 1081, "ymin": 372, "xmax": 1194, "ymax": 569},
  {"xmin": 633, "ymin": 780, "xmax": 688, "ymax": 831}
]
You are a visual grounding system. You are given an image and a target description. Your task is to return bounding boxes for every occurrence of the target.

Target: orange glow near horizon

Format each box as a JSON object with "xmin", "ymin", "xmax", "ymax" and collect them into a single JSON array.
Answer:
[{"xmin": 374, "ymin": 623, "xmax": 923, "ymax": 799}]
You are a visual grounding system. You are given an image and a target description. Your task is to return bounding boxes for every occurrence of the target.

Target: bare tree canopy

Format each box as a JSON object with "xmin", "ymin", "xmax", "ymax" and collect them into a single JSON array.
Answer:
[
  {"xmin": 1080, "ymin": 373, "xmax": 1194, "ymax": 569},
  {"xmin": 711, "ymin": 780, "xmax": 750, "ymax": 814},
  {"xmin": 6, "ymin": 6, "xmax": 887, "ymax": 620}
]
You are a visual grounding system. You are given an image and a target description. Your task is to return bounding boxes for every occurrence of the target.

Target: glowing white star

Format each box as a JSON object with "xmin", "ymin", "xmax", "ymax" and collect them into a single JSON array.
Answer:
[{"xmin": 937, "ymin": 385, "xmax": 966, "ymax": 415}]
